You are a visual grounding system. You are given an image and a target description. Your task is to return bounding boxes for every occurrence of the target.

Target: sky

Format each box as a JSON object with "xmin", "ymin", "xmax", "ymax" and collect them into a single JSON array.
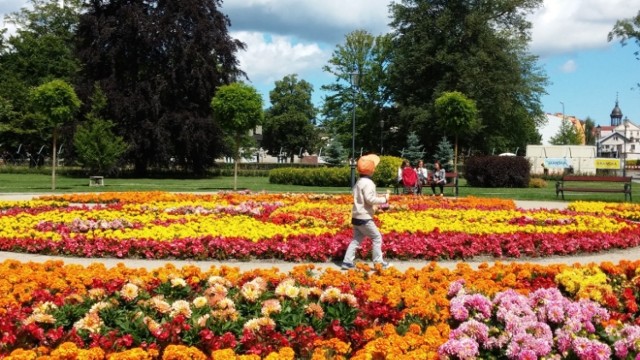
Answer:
[{"xmin": 2, "ymin": 0, "xmax": 640, "ymax": 128}]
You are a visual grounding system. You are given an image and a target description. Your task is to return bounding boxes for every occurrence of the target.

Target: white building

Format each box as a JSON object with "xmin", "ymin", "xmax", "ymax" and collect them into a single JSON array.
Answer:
[{"xmin": 595, "ymin": 100, "xmax": 640, "ymax": 162}]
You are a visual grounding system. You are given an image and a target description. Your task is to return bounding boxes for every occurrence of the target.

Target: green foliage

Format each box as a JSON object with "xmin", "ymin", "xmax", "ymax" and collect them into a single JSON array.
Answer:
[
  {"xmin": 212, "ymin": 83, "xmax": 263, "ymax": 133},
  {"xmin": 389, "ymin": 0, "xmax": 547, "ymax": 156},
  {"xmin": 30, "ymin": 78, "xmax": 80, "ymax": 190},
  {"xmin": 73, "ymin": 84, "xmax": 127, "ymax": 174},
  {"xmin": 321, "ymin": 29, "xmax": 393, "ymax": 154},
  {"xmin": 549, "ymin": 118, "xmax": 581, "ymax": 145},
  {"xmin": 583, "ymin": 117, "xmax": 596, "ymax": 146},
  {"xmin": 464, "ymin": 156, "xmax": 531, "ymax": 188},
  {"xmin": 262, "ymin": 74, "xmax": 319, "ymax": 162},
  {"xmin": 73, "ymin": 119, "xmax": 127, "ymax": 174},
  {"xmin": 269, "ymin": 155, "xmax": 401, "ymax": 187},
  {"xmin": 30, "ymin": 79, "xmax": 81, "ymax": 129},
  {"xmin": 608, "ymin": 10, "xmax": 640, "ymax": 63},
  {"xmin": 211, "ymin": 82, "xmax": 264, "ymax": 189},
  {"xmin": 434, "ymin": 91, "xmax": 480, "ymax": 172},
  {"xmin": 322, "ymin": 136, "xmax": 347, "ymax": 166},
  {"xmin": 402, "ymin": 131, "xmax": 424, "ymax": 166},
  {"xmin": 372, "ymin": 156, "xmax": 403, "ymax": 187},
  {"xmin": 433, "ymin": 137, "xmax": 454, "ymax": 172},
  {"xmin": 269, "ymin": 167, "xmax": 351, "ymax": 187}
]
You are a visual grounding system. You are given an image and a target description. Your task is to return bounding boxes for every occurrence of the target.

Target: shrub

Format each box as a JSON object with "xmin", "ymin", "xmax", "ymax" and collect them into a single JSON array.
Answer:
[
  {"xmin": 528, "ymin": 177, "xmax": 547, "ymax": 188},
  {"xmin": 268, "ymin": 155, "xmax": 403, "ymax": 187},
  {"xmin": 269, "ymin": 167, "xmax": 351, "ymax": 187},
  {"xmin": 464, "ymin": 156, "xmax": 530, "ymax": 188},
  {"xmin": 372, "ymin": 156, "xmax": 403, "ymax": 187}
]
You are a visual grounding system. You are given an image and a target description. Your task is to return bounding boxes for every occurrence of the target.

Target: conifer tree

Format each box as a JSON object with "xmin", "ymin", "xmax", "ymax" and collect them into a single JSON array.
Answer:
[{"xmin": 402, "ymin": 131, "xmax": 424, "ymax": 166}]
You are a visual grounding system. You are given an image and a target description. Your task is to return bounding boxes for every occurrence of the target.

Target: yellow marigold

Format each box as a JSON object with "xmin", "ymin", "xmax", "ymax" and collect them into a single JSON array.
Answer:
[
  {"xmin": 107, "ymin": 347, "xmax": 154, "ymax": 360},
  {"xmin": 162, "ymin": 345, "xmax": 207, "ymax": 360},
  {"xmin": 5, "ymin": 348, "xmax": 38, "ymax": 360},
  {"xmin": 211, "ymin": 348, "xmax": 237, "ymax": 360}
]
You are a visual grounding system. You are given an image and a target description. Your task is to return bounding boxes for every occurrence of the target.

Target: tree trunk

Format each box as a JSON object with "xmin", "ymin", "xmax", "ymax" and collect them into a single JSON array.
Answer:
[
  {"xmin": 454, "ymin": 134, "xmax": 458, "ymax": 174},
  {"xmin": 51, "ymin": 129, "xmax": 57, "ymax": 190}
]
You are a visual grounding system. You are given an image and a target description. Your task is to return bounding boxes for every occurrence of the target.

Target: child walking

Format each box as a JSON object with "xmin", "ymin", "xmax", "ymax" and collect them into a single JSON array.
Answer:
[{"xmin": 341, "ymin": 154, "xmax": 392, "ymax": 270}]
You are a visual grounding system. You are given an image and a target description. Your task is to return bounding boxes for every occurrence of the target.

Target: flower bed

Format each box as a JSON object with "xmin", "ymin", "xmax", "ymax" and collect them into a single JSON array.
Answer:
[
  {"xmin": 0, "ymin": 191, "xmax": 639, "ymax": 261},
  {"xmin": 3, "ymin": 192, "xmax": 640, "ymax": 358},
  {"xmin": 2, "ymin": 259, "xmax": 640, "ymax": 359}
]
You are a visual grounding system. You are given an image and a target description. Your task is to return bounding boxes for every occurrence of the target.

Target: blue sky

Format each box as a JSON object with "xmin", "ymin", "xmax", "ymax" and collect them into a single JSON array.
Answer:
[{"xmin": 2, "ymin": 0, "xmax": 640, "ymax": 127}]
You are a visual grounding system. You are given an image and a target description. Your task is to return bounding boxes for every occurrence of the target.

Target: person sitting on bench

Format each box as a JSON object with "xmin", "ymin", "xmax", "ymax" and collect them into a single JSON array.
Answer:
[{"xmin": 430, "ymin": 160, "xmax": 446, "ymax": 196}]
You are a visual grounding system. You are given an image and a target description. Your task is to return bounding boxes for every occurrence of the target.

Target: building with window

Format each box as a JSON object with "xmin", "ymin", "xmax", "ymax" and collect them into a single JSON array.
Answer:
[{"xmin": 595, "ymin": 99, "xmax": 640, "ymax": 162}]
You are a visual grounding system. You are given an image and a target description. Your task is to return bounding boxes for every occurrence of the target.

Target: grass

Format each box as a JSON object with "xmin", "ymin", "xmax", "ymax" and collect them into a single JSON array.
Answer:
[{"xmin": 0, "ymin": 172, "xmax": 636, "ymax": 203}]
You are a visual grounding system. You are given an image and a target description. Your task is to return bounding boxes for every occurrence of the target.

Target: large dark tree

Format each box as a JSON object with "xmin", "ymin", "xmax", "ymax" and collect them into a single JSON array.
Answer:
[
  {"xmin": 262, "ymin": 74, "xmax": 319, "ymax": 163},
  {"xmin": 75, "ymin": 0, "xmax": 245, "ymax": 175},
  {"xmin": 388, "ymin": 0, "xmax": 548, "ymax": 156}
]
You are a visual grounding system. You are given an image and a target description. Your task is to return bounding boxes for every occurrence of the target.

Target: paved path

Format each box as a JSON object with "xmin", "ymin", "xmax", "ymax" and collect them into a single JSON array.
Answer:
[{"xmin": 0, "ymin": 194, "xmax": 637, "ymax": 272}]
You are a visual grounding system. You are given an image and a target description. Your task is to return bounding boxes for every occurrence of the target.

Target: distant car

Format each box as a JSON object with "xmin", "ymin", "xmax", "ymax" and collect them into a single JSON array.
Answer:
[{"xmin": 498, "ymin": 152, "xmax": 516, "ymax": 156}]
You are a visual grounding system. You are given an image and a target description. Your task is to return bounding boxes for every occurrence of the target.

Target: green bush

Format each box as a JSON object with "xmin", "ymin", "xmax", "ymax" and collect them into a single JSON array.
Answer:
[
  {"xmin": 372, "ymin": 156, "xmax": 403, "ymax": 187},
  {"xmin": 268, "ymin": 155, "xmax": 403, "ymax": 187},
  {"xmin": 464, "ymin": 156, "xmax": 530, "ymax": 188},
  {"xmin": 269, "ymin": 167, "xmax": 351, "ymax": 187}
]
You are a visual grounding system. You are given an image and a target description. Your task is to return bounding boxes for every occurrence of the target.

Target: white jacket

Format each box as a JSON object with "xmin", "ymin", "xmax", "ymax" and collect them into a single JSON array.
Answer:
[{"xmin": 352, "ymin": 176, "xmax": 387, "ymax": 220}]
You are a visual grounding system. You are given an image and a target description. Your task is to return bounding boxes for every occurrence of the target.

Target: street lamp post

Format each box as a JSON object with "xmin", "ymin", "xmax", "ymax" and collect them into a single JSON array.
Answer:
[
  {"xmin": 624, "ymin": 118, "xmax": 630, "ymax": 177},
  {"xmin": 349, "ymin": 72, "xmax": 360, "ymax": 188},
  {"xmin": 596, "ymin": 125, "xmax": 601, "ymax": 158},
  {"xmin": 380, "ymin": 118, "xmax": 384, "ymax": 154}
]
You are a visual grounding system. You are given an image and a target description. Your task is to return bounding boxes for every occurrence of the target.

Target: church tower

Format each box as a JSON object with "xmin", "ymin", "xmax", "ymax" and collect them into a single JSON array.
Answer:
[{"xmin": 610, "ymin": 96, "xmax": 623, "ymax": 127}]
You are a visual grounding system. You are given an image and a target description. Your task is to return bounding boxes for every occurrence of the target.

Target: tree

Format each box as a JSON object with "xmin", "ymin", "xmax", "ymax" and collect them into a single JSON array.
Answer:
[
  {"xmin": 322, "ymin": 135, "xmax": 346, "ymax": 167},
  {"xmin": 0, "ymin": 0, "xmax": 82, "ymax": 152},
  {"xmin": 433, "ymin": 137, "xmax": 454, "ymax": 172},
  {"xmin": 76, "ymin": 0, "xmax": 246, "ymax": 175},
  {"xmin": 434, "ymin": 91, "xmax": 480, "ymax": 173},
  {"xmin": 388, "ymin": 0, "xmax": 547, "ymax": 156},
  {"xmin": 609, "ymin": 11, "xmax": 640, "ymax": 61},
  {"xmin": 402, "ymin": 131, "xmax": 424, "ymax": 165},
  {"xmin": 262, "ymin": 74, "xmax": 319, "ymax": 163},
  {"xmin": 73, "ymin": 84, "xmax": 127, "ymax": 174},
  {"xmin": 321, "ymin": 29, "xmax": 393, "ymax": 155},
  {"xmin": 30, "ymin": 79, "xmax": 80, "ymax": 190},
  {"xmin": 583, "ymin": 117, "xmax": 596, "ymax": 146},
  {"xmin": 549, "ymin": 117, "xmax": 581, "ymax": 146},
  {"xmin": 211, "ymin": 83, "xmax": 263, "ymax": 190}
]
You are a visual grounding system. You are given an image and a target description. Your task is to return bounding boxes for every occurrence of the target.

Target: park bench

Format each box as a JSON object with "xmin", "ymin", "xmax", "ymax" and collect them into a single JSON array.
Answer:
[
  {"xmin": 555, "ymin": 175, "xmax": 632, "ymax": 201},
  {"xmin": 394, "ymin": 172, "xmax": 459, "ymax": 196}
]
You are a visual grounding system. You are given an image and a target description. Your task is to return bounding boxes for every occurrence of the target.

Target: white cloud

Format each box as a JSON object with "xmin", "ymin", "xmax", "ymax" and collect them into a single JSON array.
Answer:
[
  {"xmin": 233, "ymin": 31, "xmax": 330, "ymax": 88},
  {"xmin": 528, "ymin": 0, "xmax": 640, "ymax": 56},
  {"xmin": 560, "ymin": 59, "xmax": 577, "ymax": 73}
]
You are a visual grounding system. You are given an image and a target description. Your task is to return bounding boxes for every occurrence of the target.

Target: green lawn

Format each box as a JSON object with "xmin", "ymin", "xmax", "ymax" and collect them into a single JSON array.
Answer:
[{"xmin": 0, "ymin": 172, "xmax": 636, "ymax": 203}]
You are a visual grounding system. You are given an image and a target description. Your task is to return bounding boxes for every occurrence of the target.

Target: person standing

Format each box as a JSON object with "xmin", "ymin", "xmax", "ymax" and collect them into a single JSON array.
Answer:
[
  {"xmin": 341, "ymin": 154, "xmax": 392, "ymax": 270},
  {"xmin": 430, "ymin": 160, "xmax": 447, "ymax": 196}
]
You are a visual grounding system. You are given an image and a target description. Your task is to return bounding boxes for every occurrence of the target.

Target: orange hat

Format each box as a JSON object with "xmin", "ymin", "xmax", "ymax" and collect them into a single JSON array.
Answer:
[{"xmin": 357, "ymin": 154, "xmax": 380, "ymax": 176}]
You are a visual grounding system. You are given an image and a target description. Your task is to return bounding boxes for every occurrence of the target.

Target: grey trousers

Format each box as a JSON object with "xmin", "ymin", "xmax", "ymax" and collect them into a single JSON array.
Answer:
[{"xmin": 342, "ymin": 220, "xmax": 384, "ymax": 264}]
